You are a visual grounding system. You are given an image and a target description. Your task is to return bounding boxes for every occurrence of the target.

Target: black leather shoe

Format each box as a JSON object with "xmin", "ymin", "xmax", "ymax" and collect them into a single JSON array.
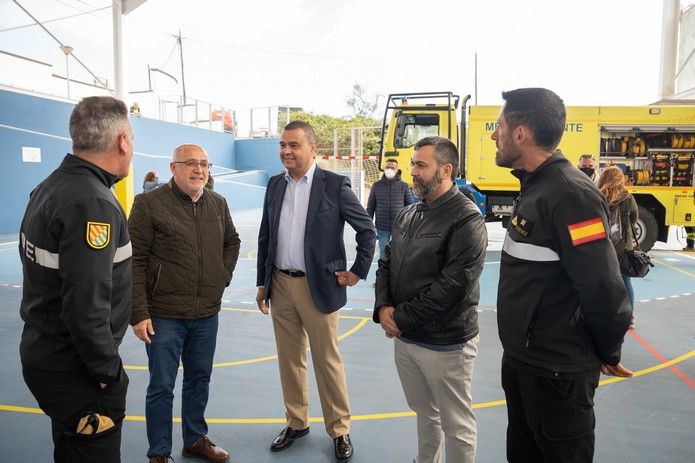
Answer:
[
  {"xmin": 270, "ymin": 426, "xmax": 310, "ymax": 452},
  {"xmin": 334, "ymin": 434, "xmax": 353, "ymax": 460}
]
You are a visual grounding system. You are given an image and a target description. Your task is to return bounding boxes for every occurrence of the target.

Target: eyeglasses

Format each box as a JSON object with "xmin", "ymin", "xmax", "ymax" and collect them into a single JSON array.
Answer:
[{"xmin": 172, "ymin": 160, "xmax": 213, "ymax": 169}]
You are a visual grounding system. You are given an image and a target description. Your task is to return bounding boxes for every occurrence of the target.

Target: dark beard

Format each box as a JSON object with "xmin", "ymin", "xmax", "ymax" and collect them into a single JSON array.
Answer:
[
  {"xmin": 413, "ymin": 171, "xmax": 443, "ymax": 200},
  {"xmin": 495, "ymin": 148, "xmax": 520, "ymax": 168}
]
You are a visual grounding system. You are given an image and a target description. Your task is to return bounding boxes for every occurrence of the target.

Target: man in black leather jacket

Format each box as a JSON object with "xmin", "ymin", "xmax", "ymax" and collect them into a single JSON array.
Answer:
[{"xmin": 373, "ymin": 136, "xmax": 487, "ymax": 463}]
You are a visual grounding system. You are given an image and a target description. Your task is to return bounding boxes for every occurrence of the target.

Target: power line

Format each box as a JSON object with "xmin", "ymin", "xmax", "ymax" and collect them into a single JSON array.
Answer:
[
  {"xmin": 72, "ymin": 0, "xmax": 106, "ymax": 9},
  {"xmin": 0, "ymin": 6, "xmax": 111, "ymax": 33},
  {"xmin": 159, "ymin": 40, "xmax": 178, "ymax": 68},
  {"xmin": 53, "ymin": 0, "xmax": 89, "ymax": 12},
  {"xmin": 184, "ymin": 36, "xmax": 387, "ymax": 61}
]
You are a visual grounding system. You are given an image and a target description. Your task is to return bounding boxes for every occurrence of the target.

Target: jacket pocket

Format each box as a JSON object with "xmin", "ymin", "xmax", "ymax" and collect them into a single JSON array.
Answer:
[
  {"xmin": 148, "ymin": 263, "xmax": 162, "ymax": 298},
  {"xmin": 416, "ymin": 232, "xmax": 443, "ymax": 239},
  {"xmin": 392, "ymin": 224, "xmax": 406, "ymax": 239},
  {"xmin": 498, "ymin": 283, "xmax": 547, "ymax": 351}
]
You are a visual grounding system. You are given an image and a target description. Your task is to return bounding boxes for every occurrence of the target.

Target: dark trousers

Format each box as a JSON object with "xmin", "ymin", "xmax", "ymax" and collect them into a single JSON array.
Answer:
[
  {"xmin": 686, "ymin": 226, "xmax": 695, "ymax": 248},
  {"xmin": 145, "ymin": 314, "xmax": 218, "ymax": 458},
  {"xmin": 22, "ymin": 365, "xmax": 128, "ymax": 463},
  {"xmin": 501, "ymin": 357, "xmax": 599, "ymax": 463}
]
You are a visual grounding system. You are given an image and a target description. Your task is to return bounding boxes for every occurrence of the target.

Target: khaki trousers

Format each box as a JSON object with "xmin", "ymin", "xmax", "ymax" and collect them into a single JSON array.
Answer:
[
  {"xmin": 395, "ymin": 335, "xmax": 479, "ymax": 463},
  {"xmin": 270, "ymin": 269, "xmax": 350, "ymax": 437}
]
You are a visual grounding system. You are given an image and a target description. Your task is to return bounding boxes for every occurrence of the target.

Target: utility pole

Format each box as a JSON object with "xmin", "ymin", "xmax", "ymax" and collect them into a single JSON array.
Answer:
[
  {"xmin": 177, "ymin": 30, "xmax": 187, "ymax": 103},
  {"xmin": 60, "ymin": 45, "xmax": 73, "ymax": 99}
]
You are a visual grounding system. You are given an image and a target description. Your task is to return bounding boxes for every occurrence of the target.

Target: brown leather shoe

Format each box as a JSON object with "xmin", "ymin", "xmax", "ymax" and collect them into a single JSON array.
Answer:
[
  {"xmin": 182, "ymin": 436, "xmax": 230, "ymax": 462},
  {"xmin": 148, "ymin": 455, "xmax": 172, "ymax": 463}
]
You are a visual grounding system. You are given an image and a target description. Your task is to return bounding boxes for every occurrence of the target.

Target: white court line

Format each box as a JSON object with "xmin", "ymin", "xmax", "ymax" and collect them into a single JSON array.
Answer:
[{"xmin": 673, "ymin": 251, "xmax": 695, "ymax": 261}]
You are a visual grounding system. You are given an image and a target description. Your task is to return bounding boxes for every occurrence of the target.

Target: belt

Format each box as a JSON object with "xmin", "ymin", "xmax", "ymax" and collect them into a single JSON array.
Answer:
[{"xmin": 277, "ymin": 268, "xmax": 306, "ymax": 278}]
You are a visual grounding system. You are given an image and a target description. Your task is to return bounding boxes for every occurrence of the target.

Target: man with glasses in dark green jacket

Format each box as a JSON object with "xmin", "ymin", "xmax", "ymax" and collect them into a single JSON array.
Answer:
[{"xmin": 129, "ymin": 144, "xmax": 240, "ymax": 463}]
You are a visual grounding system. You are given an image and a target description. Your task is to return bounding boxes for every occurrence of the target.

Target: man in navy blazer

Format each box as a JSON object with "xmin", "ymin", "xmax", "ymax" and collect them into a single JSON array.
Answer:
[{"xmin": 256, "ymin": 121, "xmax": 376, "ymax": 460}]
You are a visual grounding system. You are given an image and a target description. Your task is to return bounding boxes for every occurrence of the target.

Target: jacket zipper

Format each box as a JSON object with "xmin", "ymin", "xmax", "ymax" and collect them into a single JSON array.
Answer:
[
  {"xmin": 393, "ymin": 209, "xmax": 427, "ymax": 302},
  {"xmin": 194, "ymin": 202, "xmax": 201, "ymax": 319}
]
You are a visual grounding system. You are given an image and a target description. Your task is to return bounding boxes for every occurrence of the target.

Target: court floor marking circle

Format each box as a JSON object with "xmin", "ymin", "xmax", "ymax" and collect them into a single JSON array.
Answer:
[
  {"xmin": 123, "ymin": 308, "xmax": 370, "ymax": 370},
  {"xmin": 3, "ymin": 349, "xmax": 693, "ymax": 423}
]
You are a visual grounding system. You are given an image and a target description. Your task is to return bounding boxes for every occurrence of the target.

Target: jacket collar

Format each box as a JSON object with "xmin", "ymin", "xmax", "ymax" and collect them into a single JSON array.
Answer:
[
  {"xmin": 304, "ymin": 165, "xmax": 326, "ymax": 231},
  {"xmin": 284, "ymin": 161, "xmax": 317, "ymax": 185},
  {"xmin": 511, "ymin": 150, "xmax": 568, "ymax": 186},
  {"xmin": 416, "ymin": 184, "xmax": 458, "ymax": 211},
  {"xmin": 168, "ymin": 178, "xmax": 205, "ymax": 203},
  {"xmin": 61, "ymin": 153, "xmax": 119, "ymax": 189}
]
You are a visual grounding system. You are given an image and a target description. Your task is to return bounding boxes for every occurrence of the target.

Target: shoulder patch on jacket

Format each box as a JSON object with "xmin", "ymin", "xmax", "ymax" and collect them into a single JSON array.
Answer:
[
  {"xmin": 511, "ymin": 214, "xmax": 534, "ymax": 237},
  {"xmin": 567, "ymin": 217, "xmax": 606, "ymax": 246},
  {"xmin": 86, "ymin": 221, "xmax": 111, "ymax": 249}
]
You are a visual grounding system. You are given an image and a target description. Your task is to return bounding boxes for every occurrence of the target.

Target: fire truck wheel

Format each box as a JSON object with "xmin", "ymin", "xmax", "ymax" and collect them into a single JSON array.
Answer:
[{"xmin": 633, "ymin": 205, "xmax": 658, "ymax": 251}]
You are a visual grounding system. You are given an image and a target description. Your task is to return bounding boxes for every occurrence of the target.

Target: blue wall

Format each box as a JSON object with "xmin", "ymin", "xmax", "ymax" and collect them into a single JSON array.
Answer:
[
  {"xmin": 213, "ymin": 171, "xmax": 268, "ymax": 212},
  {"xmin": 128, "ymin": 115, "xmax": 236, "ymax": 194},
  {"xmin": 236, "ymin": 137, "xmax": 283, "ymax": 175},
  {"xmin": 0, "ymin": 89, "xmax": 250, "ymax": 234},
  {"xmin": 1, "ymin": 90, "xmax": 74, "ymax": 234},
  {"xmin": 0, "ymin": 89, "xmax": 301, "ymax": 234}
]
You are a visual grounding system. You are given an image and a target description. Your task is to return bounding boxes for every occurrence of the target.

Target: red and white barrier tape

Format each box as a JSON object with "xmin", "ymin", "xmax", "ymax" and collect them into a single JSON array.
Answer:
[{"xmin": 319, "ymin": 155, "xmax": 378, "ymax": 160}]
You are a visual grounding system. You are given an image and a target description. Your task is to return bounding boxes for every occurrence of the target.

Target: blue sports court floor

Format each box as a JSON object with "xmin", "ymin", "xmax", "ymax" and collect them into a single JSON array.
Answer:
[{"xmin": 1, "ymin": 215, "xmax": 694, "ymax": 462}]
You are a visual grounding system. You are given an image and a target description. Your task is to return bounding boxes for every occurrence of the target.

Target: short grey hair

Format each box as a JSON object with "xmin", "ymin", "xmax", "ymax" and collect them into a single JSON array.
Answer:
[
  {"xmin": 69, "ymin": 96, "xmax": 130, "ymax": 154},
  {"xmin": 413, "ymin": 136, "xmax": 459, "ymax": 180}
]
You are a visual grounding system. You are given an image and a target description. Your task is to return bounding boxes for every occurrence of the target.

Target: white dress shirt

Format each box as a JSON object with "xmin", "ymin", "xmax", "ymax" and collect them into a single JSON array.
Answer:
[{"xmin": 275, "ymin": 162, "xmax": 317, "ymax": 272}]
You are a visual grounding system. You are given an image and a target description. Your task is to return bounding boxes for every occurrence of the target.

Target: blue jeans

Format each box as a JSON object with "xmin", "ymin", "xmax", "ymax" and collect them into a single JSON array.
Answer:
[
  {"xmin": 377, "ymin": 229, "xmax": 391, "ymax": 257},
  {"xmin": 622, "ymin": 275, "xmax": 634, "ymax": 308},
  {"xmin": 145, "ymin": 314, "xmax": 218, "ymax": 458}
]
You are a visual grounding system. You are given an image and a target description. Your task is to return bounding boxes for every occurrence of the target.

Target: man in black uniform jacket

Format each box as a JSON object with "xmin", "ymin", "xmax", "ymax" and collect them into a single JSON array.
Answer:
[
  {"xmin": 19, "ymin": 96, "xmax": 134, "ymax": 463},
  {"xmin": 492, "ymin": 88, "xmax": 633, "ymax": 463}
]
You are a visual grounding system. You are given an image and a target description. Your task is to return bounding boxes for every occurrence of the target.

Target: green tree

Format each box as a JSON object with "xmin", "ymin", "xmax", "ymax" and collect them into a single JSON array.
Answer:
[
  {"xmin": 346, "ymin": 83, "xmax": 377, "ymax": 118},
  {"xmin": 277, "ymin": 110, "xmax": 381, "ymax": 156}
]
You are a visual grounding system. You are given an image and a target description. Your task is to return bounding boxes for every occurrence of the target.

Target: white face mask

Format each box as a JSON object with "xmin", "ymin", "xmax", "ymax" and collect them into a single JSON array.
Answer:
[{"xmin": 384, "ymin": 168, "xmax": 397, "ymax": 179}]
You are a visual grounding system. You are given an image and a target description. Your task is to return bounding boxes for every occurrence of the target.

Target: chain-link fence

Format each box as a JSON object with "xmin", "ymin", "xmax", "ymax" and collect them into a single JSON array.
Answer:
[{"xmin": 316, "ymin": 126, "xmax": 383, "ymax": 205}]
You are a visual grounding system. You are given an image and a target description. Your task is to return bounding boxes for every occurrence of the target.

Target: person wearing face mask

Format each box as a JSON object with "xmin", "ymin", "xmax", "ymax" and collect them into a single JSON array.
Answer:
[
  {"xmin": 578, "ymin": 154, "xmax": 600, "ymax": 185},
  {"xmin": 367, "ymin": 158, "xmax": 415, "ymax": 258}
]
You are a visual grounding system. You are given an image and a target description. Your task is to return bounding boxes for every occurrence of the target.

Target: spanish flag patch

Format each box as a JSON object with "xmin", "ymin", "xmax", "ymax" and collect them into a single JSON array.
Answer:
[
  {"xmin": 567, "ymin": 217, "xmax": 606, "ymax": 246},
  {"xmin": 86, "ymin": 221, "xmax": 111, "ymax": 249}
]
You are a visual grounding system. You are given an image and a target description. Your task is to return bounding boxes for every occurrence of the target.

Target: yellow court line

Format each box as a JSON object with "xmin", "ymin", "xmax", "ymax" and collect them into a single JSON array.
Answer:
[
  {"xmin": 124, "ymin": 308, "xmax": 371, "ymax": 370},
  {"xmin": 0, "ymin": 405, "xmax": 45, "ymax": 415},
  {"xmin": 652, "ymin": 258, "xmax": 695, "ymax": 278},
  {"xmin": 598, "ymin": 349, "xmax": 695, "ymax": 385},
  {"xmin": 4, "ymin": 350, "xmax": 693, "ymax": 424}
]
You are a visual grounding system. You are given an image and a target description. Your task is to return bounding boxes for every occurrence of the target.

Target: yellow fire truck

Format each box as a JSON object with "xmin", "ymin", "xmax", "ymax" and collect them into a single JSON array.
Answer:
[{"xmin": 378, "ymin": 92, "xmax": 695, "ymax": 250}]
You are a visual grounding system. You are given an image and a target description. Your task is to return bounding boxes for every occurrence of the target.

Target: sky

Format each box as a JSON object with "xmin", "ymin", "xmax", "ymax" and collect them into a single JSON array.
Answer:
[{"xmin": 0, "ymin": 0, "xmax": 693, "ymax": 119}]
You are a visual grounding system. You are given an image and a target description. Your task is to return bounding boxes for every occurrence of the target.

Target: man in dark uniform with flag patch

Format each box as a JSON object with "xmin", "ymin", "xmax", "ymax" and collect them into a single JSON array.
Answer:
[
  {"xmin": 19, "ymin": 96, "xmax": 134, "ymax": 463},
  {"xmin": 492, "ymin": 88, "xmax": 633, "ymax": 463}
]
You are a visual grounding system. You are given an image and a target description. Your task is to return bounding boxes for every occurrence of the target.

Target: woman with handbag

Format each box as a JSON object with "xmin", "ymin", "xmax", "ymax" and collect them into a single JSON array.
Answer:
[{"xmin": 598, "ymin": 166, "xmax": 639, "ymax": 308}]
